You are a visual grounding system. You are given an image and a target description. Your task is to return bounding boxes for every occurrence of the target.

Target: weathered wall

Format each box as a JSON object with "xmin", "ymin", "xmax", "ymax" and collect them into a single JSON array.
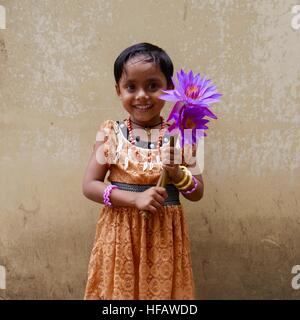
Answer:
[{"xmin": 0, "ymin": 0, "xmax": 299, "ymax": 299}]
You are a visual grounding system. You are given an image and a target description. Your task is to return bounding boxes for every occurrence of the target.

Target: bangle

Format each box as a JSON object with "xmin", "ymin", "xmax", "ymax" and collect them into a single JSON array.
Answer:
[
  {"xmin": 103, "ymin": 184, "xmax": 119, "ymax": 207},
  {"xmin": 181, "ymin": 176, "xmax": 198, "ymax": 195},
  {"xmin": 177, "ymin": 172, "xmax": 193, "ymax": 190},
  {"xmin": 173, "ymin": 166, "xmax": 190, "ymax": 188}
]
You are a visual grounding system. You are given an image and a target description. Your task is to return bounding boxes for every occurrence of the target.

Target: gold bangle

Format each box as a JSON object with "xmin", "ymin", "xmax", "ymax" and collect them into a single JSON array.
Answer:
[
  {"xmin": 178, "ymin": 173, "xmax": 193, "ymax": 190},
  {"xmin": 173, "ymin": 166, "xmax": 189, "ymax": 188},
  {"xmin": 174, "ymin": 172, "xmax": 188, "ymax": 189},
  {"xmin": 178, "ymin": 174, "xmax": 194, "ymax": 191}
]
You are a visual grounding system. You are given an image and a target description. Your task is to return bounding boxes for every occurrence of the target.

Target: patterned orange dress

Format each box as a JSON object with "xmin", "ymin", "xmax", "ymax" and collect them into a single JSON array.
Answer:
[{"xmin": 84, "ymin": 120, "xmax": 195, "ymax": 300}]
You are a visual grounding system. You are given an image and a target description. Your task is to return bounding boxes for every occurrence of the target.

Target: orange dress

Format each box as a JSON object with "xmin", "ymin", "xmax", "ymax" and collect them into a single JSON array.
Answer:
[{"xmin": 84, "ymin": 120, "xmax": 195, "ymax": 300}]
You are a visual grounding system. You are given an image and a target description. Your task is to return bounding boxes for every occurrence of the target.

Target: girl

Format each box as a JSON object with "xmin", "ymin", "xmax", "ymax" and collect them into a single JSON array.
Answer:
[{"xmin": 82, "ymin": 43, "xmax": 204, "ymax": 300}]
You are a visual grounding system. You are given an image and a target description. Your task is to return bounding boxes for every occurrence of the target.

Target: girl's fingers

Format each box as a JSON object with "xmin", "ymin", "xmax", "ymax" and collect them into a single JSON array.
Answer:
[
  {"xmin": 153, "ymin": 193, "xmax": 166, "ymax": 205},
  {"xmin": 163, "ymin": 164, "xmax": 180, "ymax": 175},
  {"xmin": 155, "ymin": 187, "xmax": 168, "ymax": 199},
  {"xmin": 155, "ymin": 187, "xmax": 168, "ymax": 197},
  {"xmin": 163, "ymin": 164, "xmax": 174, "ymax": 169},
  {"xmin": 148, "ymin": 204, "xmax": 159, "ymax": 213},
  {"xmin": 152, "ymin": 198, "xmax": 163, "ymax": 209}
]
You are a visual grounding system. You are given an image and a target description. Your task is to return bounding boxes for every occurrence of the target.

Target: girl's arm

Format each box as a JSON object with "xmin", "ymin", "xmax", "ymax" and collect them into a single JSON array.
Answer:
[
  {"xmin": 162, "ymin": 143, "xmax": 204, "ymax": 202},
  {"xmin": 82, "ymin": 141, "xmax": 137, "ymax": 207},
  {"xmin": 171, "ymin": 170, "xmax": 204, "ymax": 202},
  {"xmin": 83, "ymin": 142, "xmax": 167, "ymax": 211}
]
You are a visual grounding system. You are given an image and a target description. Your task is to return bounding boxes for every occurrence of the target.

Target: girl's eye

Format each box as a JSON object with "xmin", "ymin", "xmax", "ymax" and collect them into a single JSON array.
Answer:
[
  {"xmin": 126, "ymin": 84, "xmax": 135, "ymax": 92},
  {"xmin": 148, "ymin": 82, "xmax": 159, "ymax": 91}
]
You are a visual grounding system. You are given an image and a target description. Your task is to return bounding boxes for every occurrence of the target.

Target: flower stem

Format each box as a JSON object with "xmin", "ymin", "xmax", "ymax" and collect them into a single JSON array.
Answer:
[{"xmin": 141, "ymin": 136, "xmax": 175, "ymax": 219}]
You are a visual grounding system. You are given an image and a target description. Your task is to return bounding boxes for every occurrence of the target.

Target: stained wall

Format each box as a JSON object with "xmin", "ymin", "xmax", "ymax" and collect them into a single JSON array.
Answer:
[{"xmin": 0, "ymin": 0, "xmax": 299, "ymax": 299}]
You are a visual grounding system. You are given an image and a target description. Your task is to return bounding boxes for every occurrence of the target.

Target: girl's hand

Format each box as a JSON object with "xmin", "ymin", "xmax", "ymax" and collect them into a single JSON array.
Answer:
[
  {"xmin": 134, "ymin": 187, "xmax": 168, "ymax": 213},
  {"xmin": 161, "ymin": 146, "xmax": 184, "ymax": 184}
]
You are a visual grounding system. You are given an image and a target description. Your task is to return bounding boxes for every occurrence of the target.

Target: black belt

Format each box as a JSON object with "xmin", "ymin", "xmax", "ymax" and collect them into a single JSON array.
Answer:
[{"xmin": 111, "ymin": 181, "xmax": 180, "ymax": 205}]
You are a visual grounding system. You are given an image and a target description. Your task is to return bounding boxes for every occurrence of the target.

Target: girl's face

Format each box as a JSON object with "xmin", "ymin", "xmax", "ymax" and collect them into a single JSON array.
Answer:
[{"xmin": 116, "ymin": 56, "xmax": 170, "ymax": 126}]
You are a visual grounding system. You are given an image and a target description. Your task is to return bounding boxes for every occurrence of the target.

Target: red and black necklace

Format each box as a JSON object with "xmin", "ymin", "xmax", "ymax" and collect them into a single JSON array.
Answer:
[
  {"xmin": 125, "ymin": 117, "xmax": 166, "ymax": 169},
  {"xmin": 126, "ymin": 117, "xmax": 165, "ymax": 147}
]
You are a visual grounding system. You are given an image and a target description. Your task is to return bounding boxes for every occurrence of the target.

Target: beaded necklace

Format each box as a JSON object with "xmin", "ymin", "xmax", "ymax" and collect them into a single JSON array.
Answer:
[
  {"xmin": 129, "ymin": 118, "xmax": 164, "ymax": 138},
  {"xmin": 126, "ymin": 117, "xmax": 166, "ymax": 171}
]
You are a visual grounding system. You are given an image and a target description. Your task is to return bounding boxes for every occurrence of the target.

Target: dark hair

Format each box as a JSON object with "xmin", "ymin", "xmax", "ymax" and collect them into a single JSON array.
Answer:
[{"xmin": 114, "ymin": 43, "xmax": 174, "ymax": 87}]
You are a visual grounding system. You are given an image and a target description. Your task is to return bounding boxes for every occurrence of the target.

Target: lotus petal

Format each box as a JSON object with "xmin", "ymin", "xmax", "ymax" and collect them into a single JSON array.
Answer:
[{"xmin": 159, "ymin": 69, "xmax": 221, "ymax": 146}]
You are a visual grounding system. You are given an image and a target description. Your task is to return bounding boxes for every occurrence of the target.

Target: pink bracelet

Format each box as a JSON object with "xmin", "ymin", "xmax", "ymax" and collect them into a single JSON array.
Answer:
[
  {"xmin": 103, "ymin": 185, "xmax": 119, "ymax": 207},
  {"xmin": 181, "ymin": 176, "xmax": 198, "ymax": 195}
]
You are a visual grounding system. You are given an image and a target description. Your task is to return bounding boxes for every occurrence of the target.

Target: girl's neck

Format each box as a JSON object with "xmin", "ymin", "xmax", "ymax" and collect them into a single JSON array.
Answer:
[
  {"xmin": 126, "ymin": 117, "xmax": 164, "ymax": 142},
  {"xmin": 130, "ymin": 117, "xmax": 163, "ymax": 129},
  {"xmin": 128, "ymin": 116, "xmax": 162, "ymax": 129}
]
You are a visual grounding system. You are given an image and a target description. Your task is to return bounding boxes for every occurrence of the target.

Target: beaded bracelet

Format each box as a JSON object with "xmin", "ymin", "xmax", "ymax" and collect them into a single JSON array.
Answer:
[
  {"xmin": 181, "ymin": 176, "xmax": 199, "ymax": 195},
  {"xmin": 103, "ymin": 184, "xmax": 119, "ymax": 207}
]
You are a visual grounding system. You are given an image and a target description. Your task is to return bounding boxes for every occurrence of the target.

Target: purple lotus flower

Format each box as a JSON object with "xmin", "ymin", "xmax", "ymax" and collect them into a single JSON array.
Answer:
[{"xmin": 160, "ymin": 70, "xmax": 222, "ymax": 146}]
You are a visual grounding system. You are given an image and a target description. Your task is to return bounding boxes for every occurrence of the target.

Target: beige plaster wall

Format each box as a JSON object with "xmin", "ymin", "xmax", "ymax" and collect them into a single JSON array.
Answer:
[{"xmin": 0, "ymin": 0, "xmax": 299, "ymax": 299}]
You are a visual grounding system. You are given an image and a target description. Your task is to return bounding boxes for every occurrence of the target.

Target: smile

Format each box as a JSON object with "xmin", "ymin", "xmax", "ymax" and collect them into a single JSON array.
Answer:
[{"xmin": 133, "ymin": 104, "xmax": 153, "ymax": 111}]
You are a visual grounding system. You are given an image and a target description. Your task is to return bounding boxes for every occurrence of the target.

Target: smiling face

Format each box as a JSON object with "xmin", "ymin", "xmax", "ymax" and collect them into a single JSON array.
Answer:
[{"xmin": 116, "ymin": 55, "xmax": 170, "ymax": 127}]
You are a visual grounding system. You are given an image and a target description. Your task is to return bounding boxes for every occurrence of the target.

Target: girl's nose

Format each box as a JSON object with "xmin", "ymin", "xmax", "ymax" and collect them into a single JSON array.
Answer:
[{"xmin": 136, "ymin": 88, "xmax": 149, "ymax": 100}]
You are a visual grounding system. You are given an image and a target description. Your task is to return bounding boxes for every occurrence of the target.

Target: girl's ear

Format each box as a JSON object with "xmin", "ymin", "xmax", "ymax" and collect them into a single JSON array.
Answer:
[{"xmin": 115, "ymin": 84, "xmax": 121, "ymax": 97}]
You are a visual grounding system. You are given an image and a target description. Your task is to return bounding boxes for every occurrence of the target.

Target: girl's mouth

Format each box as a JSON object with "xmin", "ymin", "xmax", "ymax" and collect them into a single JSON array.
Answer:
[{"xmin": 134, "ymin": 104, "xmax": 153, "ymax": 111}]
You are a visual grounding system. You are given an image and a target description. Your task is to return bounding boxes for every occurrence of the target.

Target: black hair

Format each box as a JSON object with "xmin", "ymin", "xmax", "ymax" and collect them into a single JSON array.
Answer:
[{"xmin": 114, "ymin": 42, "xmax": 174, "ymax": 87}]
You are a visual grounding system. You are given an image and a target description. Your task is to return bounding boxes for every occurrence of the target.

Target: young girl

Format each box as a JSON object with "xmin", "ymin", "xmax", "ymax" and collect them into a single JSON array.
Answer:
[{"xmin": 82, "ymin": 43, "xmax": 204, "ymax": 300}]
